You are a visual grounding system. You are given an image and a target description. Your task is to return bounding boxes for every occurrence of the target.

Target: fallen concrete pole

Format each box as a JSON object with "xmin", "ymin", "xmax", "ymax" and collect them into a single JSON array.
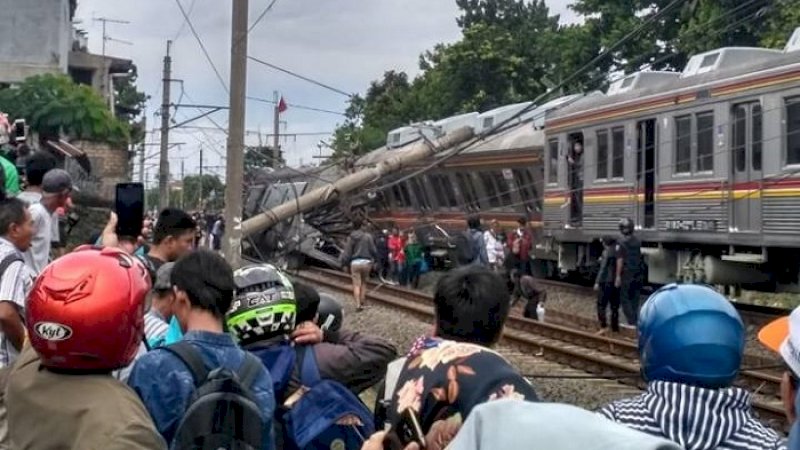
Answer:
[{"xmin": 241, "ymin": 126, "xmax": 475, "ymax": 238}]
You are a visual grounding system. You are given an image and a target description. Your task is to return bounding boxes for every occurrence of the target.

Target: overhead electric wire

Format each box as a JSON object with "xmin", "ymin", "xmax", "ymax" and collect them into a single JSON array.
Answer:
[
  {"xmin": 246, "ymin": 96, "xmax": 346, "ymax": 116},
  {"xmin": 247, "ymin": 55, "xmax": 353, "ymax": 98},
  {"xmin": 173, "ymin": 0, "xmax": 230, "ymax": 93},
  {"xmin": 248, "ymin": 0, "xmax": 280, "ymax": 33}
]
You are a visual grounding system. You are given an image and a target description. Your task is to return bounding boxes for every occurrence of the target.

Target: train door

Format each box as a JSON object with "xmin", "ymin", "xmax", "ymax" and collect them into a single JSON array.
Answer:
[
  {"xmin": 731, "ymin": 102, "xmax": 762, "ymax": 232},
  {"xmin": 567, "ymin": 133, "xmax": 584, "ymax": 227},
  {"xmin": 636, "ymin": 120, "xmax": 657, "ymax": 229}
]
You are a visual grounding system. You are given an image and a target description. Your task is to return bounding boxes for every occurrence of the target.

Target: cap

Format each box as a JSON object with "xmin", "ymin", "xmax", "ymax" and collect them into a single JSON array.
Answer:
[
  {"xmin": 153, "ymin": 262, "xmax": 175, "ymax": 291},
  {"xmin": 758, "ymin": 308, "xmax": 799, "ymax": 375},
  {"xmin": 42, "ymin": 169, "xmax": 77, "ymax": 194}
]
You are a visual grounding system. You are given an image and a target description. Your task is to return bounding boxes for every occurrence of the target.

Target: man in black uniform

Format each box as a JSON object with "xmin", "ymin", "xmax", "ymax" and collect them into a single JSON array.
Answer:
[{"xmin": 615, "ymin": 218, "xmax": 642, "ymax": 326}]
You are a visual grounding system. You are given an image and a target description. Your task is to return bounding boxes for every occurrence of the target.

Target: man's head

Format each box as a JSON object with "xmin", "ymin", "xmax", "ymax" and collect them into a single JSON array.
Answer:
[
  {"xmin": 151, "ymin": 262, "xmax": 177, "ymax": 320},
  {"xmin": 171, "ymin": 249, "xmax": 236, "ymax": 332},
  {"xmin": 759, "ymin": 307, "xmax": 800, "ymax": 424},
  {"xmin": 294, "ymin": 281, "xmax": 321, "ymax": 325},
  {"xmin": 152, "ymin": 208, "xmax": 196, "ymax": 261},
  {"xmin": 24, "ymin": 151, "xmax": 56, "ymax": 187},
  {"xmin": 352, "ymin": 217, "xmax": 364, "ymax": 231},
  {"xmin": 601, "ymin": 235, "xmax": 616, "ymax": 247},
  {"xmin": 466, "ymin": 215, "xmax": 481, "ymax": 231},
  {"xmin": 41, "ymin": 169, "xmax": 74, "ymax": 211},
  {"xmin": 0, "ymin": 196, "xmax": 33, "ymax": 251},
  {"xmin": 228, "ymin": 263, "xmax": 297, "ymax": 345},
  {"xmin": 517, "ymin": 216, "xmax": 527, "ymax": 227},
  {"xmin": 433, "ymin": 266, "xmax": 510, "ymax": 347}
]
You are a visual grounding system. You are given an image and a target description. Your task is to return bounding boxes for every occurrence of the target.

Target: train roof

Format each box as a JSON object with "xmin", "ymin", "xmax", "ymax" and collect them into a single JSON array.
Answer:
[{"xmin": 548, "ymin": 39, "xmax": 800, "ymax": 124}]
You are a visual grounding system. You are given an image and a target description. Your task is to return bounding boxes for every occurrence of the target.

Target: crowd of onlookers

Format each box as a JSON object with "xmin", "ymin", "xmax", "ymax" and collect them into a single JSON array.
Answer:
[{"xmin": 0, "ymin": 153, "xmax": 798, "ymax": 448}]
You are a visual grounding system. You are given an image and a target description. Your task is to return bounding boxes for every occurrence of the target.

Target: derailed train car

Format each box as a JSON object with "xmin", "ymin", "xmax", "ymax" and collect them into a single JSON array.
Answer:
[{"xmin": 540, "ymin": 28, "xmax": 800, "ymax": 292}]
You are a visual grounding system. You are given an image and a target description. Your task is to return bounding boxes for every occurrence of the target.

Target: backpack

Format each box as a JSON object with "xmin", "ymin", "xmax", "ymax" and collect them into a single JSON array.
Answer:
[
  {"xmin": 0, "ymin": 253, "xmax": 22, "ymax": 279},
  {"xmin": 165, "ymin": 341, "xmax": 265, "ymax": 450},
  {"xmin": 452, "ymin": 231, "xmax": 477, "ymax": 266},
  {"xmin": 278, "ymin": 346, "xmax": 375, "ymax": 450}
]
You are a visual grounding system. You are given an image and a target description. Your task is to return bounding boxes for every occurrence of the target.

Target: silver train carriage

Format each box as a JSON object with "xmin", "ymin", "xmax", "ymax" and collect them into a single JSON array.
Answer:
[{"xmin": 540, "ymin": 28, "xmax": 800, "ymax": 292}]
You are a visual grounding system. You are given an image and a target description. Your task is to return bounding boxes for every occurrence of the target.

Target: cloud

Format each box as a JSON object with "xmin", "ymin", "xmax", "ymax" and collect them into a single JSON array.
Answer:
[{"xmin": 75, "ymin": 0, "xmax": 576, "ymax": 176}]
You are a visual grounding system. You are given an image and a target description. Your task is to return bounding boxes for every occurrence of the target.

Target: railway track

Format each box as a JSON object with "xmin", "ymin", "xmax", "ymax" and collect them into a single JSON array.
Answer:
[{"xmin": 291, "ymin": 267, "xmax": 789, "ymax": 432}]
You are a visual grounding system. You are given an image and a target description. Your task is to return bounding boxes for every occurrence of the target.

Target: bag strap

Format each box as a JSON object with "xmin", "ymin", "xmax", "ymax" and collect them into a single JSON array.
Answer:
[
  {"xmin": 237, "ymin": 353, "xmax": 261, "ymax": 388},
  {"xmin": 297, "ymin": 345, "xmax": 321, "ymax": 387},
  {"xmin": 0, "ymin": 253, "xmax": 22, "ymax": 279},
  {"xmin": 164, "ymin": 341, "xmax": 208, "ymax": 387}
]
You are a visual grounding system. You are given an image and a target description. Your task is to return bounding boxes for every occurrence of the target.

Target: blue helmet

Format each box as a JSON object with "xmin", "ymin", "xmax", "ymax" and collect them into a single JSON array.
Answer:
[{"xmin": 638, "ymin": 283, "xmax": 744, "ymax": 389}]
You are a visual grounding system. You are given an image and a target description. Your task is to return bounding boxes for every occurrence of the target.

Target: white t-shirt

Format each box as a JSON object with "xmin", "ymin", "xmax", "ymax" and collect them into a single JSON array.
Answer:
[{"xmin": 23, "ymin": 203, "xmax": 53, "ymax": 275}]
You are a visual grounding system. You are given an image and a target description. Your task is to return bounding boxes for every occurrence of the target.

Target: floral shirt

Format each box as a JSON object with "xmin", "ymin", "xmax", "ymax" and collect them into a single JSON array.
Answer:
[{"xmin": 388, "ymin": 338, "xmax": 538, "ymax": 433}]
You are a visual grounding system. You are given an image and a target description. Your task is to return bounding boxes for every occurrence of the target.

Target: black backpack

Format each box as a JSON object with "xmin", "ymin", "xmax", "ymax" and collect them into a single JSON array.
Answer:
[
  {"xmin": 452, "ymin": 230, "xmax": 477, "ymax": 266},
  {"xmin": 165, "ymin": 341, "xmax": 264, "ymax": 450}
]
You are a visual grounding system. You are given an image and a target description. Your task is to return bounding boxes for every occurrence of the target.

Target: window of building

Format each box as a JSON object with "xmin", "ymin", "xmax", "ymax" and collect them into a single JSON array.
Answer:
[
  {"xmin": 611, "ymin": 127, "xmax": 625, "ymax": 178},
  {"xmin": 596, "ymin": 130, "xmax": 609, "ymax": 180},
  {"xmin": 786, "ymin": 97, "xmax": 800, "ymax": 166},
  {"xmin": 675, "ymin": 115, "xmax": 692, "ymax": 174},
  {"xmin": 547, "ymin": 138, "xmax": 559, "ymax": 184}
]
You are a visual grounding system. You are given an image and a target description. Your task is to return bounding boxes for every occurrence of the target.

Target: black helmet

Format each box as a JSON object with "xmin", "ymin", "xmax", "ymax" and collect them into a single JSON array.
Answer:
[
  {"xmin": 619, "ymin": 218, "xmax": 634, "ymax": 236},
  {"xmin": 316, "ymin": 293, "xmax": 343, "ymax": 333}
]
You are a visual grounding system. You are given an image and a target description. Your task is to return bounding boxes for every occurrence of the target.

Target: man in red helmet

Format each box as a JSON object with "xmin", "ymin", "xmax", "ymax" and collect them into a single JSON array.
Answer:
[{"xmin": 5, "ymin": 247, "xmax": 166, "ymax": 449}]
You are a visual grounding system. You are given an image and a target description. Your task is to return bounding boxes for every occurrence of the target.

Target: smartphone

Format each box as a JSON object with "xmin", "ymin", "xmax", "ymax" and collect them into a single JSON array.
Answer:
[
  {"xmin": 13, "ymin": 119, "xmax": 25, "ymax": 143},
  {"xmin": 115, "ymin": 183, "xmax": 144, "ymax": 239},
  {"xmin": 384, "ymin": 409, "xmax": 426, "ymax": 450}
]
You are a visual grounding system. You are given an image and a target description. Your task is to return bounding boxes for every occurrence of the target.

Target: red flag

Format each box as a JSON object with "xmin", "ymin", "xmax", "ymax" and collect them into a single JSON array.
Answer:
[{"xmin": 277, "ymin": 96, "xmax": 288, "ymax": 114}]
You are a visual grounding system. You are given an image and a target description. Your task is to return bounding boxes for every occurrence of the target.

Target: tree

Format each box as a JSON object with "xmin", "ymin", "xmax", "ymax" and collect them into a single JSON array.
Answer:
[
  {"xmin": 0, "ymin": 74, "xmax": 129, "ymax": 146},
  {"xmin": 113, "ymin": 64, "xmax": 149, "ymax": 145},
  {"xmin": 183, "ymin": 174, "xmax": 224, "ymax": 211}
]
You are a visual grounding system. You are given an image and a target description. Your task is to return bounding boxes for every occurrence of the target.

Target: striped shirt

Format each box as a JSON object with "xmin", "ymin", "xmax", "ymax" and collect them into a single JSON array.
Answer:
[
  {"xmin": 599, "ymin": 380, "xmax": 786, "ymax": 450},
  {"xmin": 144, "ymin": 310, "xmax": 169, "ymax": 346},
  {"xmin": 0, "ymin": 237, "xmax": 35, "ymax": 368}
]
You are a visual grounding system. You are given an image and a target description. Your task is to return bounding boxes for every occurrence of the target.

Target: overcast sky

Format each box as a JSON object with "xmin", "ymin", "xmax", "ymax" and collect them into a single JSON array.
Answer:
[{"xmin": 74, "ymin": 0, "xmax": 577, "ymax": 186}]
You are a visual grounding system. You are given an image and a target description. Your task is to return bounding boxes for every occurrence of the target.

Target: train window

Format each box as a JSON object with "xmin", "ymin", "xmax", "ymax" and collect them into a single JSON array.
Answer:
[
  {"xmin": 480, "ymin": 172, "xmax": 501, "ymax": 208},
  {"xmin": 696, "ymin": 111, "xmax": 714, "ymax": 172},
  {"xmin": 456, "ymin": 173, "xmax": 481, "ymax": 209},
  {"xmin": 753, "ymin": 104, "xmax": 762, "ymax": 171},
  {"xmin": 675, "ymin": 116, "xmax": 692, "ymax": 174},
  {"xmin": 397, "ymin": 183, "xmax": 412, "ymax": 208},
  {"xmin": 391, "ymin": 185, "xmax": 405, "ymax": 208},
  {"xmin": 512, "ymin": 168, "xmax": 536, "ymax": 210},
  {"xmin": 428, "ymin": 174, "xmax": 449, "ymax": 208},
  {"xmin": 410, "ymin": 178, "xmax": 431, "ymax": 209},
  {"xmin": 596, "ymin": 130, "xmax": 609, "ymax": 179},
  {"xmin": 733, "ymin": 105, "xmax": 747, "ymax": 172},
  {"xmin": 547, "ymin": 138, "xmax": 559, "ymax": 183},
  {"xmin": 440, "ymin": 174, "xmax": 458, "ymax": 207},
  {"xmin": 497, "ymin": 172, "xmax": 513, "ymax": 206},
  {"xmin": 786, "ymin": 97, "xmax": 800, "ymax": 166},
  {"xmin": 611, "ymin": 127, "xmax": 625, "ymax": 178}
]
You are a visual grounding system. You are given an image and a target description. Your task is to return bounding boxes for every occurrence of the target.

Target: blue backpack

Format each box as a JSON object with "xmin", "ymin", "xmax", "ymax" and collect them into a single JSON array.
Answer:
[{"xmin": 256, "ymin": 344, "xmax": 375, "ymax": 449}]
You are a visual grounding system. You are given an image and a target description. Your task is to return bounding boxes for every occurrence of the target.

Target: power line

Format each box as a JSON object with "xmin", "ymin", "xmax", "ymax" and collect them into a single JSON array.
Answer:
[
  {"xmin": 247, "ymin": 55, "xmax": 352, "ymax": 98},
  {"xmin": 173, "ymin": 0, "xmax": 230, "ymax": 93},
  {"xmin": 248, "ymin": 0, "xmax": 279, "ymax": 33}
]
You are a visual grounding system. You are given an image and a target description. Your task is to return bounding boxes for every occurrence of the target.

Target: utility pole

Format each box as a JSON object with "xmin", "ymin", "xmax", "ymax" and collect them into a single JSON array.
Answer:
[
  {"xmin": 223, "ymin": 0, "xmax": 248, "ymax": 267},
  {"xmin": 139, "ymin": 115, "xmax": 146, "ymax": 183},
  {"xmin": 158, "ymin": 41, "xmax": 172, "ymax": 211},
  {"xmin": 180, "ymin": 159, "xmax": 186, "ymax": 209},
  {"xmin": 93, "ymin": 17, "xmax": 130, "ymax": 58},
  {"xmin": 198, "ymin": 146, "xmax": 204, "ymax": 210},
  {"xmin": 273, "ymin": 90, "xmax": 280, "ymax": 168}
]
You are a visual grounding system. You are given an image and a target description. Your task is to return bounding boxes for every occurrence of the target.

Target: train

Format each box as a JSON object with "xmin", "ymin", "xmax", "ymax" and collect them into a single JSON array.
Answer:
[{"xmin": 244, "ymin": 27, "xmax": 800, "ymax": 293}]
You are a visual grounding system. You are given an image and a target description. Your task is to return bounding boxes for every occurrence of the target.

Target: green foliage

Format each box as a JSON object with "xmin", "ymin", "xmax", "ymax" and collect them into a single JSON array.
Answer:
[
  {"xmin": 332, "ymin": 0, "xmax": 800, "ymax": 159},
  {"xmin": 0, "ymin": 74, "xmax": 129, "ymax": 145},
  {"xmin": 146, "ymin": 174, "xmax": 224, "ymax": 211},
  {"xmin": 114, "ymin": 64, "xmax": 149, "ymax": 145}
]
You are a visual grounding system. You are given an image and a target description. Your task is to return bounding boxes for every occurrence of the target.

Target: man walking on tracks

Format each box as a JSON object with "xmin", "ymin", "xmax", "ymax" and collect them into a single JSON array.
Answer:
[{"xmin": 615, "ymin": 218, "xmax": 643, "ymax": 326}]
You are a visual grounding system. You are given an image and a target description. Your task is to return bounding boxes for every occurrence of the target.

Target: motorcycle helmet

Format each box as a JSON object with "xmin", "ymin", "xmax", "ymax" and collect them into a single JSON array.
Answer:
[
  {"xmin": 228, "ymin": 264, "xmax": 296, "ymax": 345},
  {"xmin": 27, "ymin": 246, "xmax": 149, "ymax": 371},
  {"xmin": 316, "ymin": 293, "xmax": 343, "ymax": 333},
  {"xmin": 638, "ymin": 283, "xmax": 744, "ymax": 389}
]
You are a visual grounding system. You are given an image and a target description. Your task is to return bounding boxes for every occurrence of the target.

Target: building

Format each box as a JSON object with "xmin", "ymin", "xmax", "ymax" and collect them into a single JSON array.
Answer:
[{"xmin": 0, "ymin": 0, "xmax": 132, "ymax": 105}]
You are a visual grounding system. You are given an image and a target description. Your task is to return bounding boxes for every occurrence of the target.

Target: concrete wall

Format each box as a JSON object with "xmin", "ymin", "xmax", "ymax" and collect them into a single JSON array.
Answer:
[
  {"xmin": 65, "ymin": 140, "xmax": 130, "ymax": 201},
  {"xmin": 0, "ymin": 0, "xmax": 70, "ymax": 83}
]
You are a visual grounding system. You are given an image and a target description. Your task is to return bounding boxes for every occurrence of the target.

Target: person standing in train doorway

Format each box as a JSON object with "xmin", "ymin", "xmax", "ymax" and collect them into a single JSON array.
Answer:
[
  {"xmin": 616, "ymin": 218, "xmax": 643, "ymax": 326},
  {"xmin": 568, "ymin": 139, "xmax": 584, "ymax": 227}
]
